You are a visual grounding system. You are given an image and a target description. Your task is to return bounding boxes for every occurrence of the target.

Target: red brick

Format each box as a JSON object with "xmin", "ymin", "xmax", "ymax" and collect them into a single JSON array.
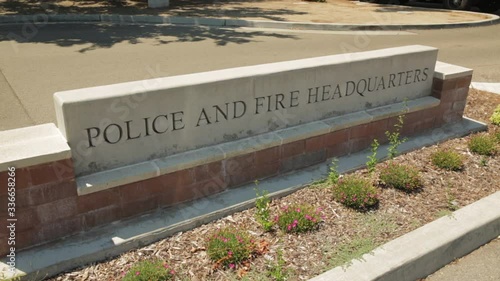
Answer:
[
  {"xmin": 226, "ymin": 167, "xmax": 254, "ymax": 187},
  {"xmin": 35, "ymin": 197, "xmax": 77, "ymax": 224},
  {"xmin": 456, "ymin": 75, "xmax": 472, "ymax": 88},
  {"xmin": 29, "ymin": 161, "xmax": 65, "ymax": 186},
  {"xmin": 118, "ymin": 179, "xmax": 165, "ymax": 205},
  {"xmin": 327, "ymin": 142, "xmax": 350, "ymax": 158},
  {"xmin": 120, "ymin": 197, "xmax": 158, "ymax": 218},
  {"xmin": 37, "ymin": 217, "xmax": 83, "ymax": 242},
  {"xmin": 177, "ymin": 178, "xmax": 227, "ymax": 203},
  {"xmin": 0, "ymin": 195, "xmax": 7, "ymax": 218},
  {"xmin": 349, "ymin": 138, "xmax": 372, "ymax": 154},
  {"xmin": 51, "ymin": 159, "xmax": 76, "ymax": 181},
  {"xmin": 0, "ymin": 238, "xmax": 7, "ymax": 256},
  {"xmin": 2, "ymin": 167, "xmax": 32, "ymax": 190},
  {"xmin": 432, "ymin": 78, "xmax": 456, "ymax": 92},
  {"xmin": 18, "ymin": 228, "xmax": 35, "ymax": 246},
  {"xmin": 77, "ymin": 189, "xmax": 120, "ymax": 213},
  {"xmin": 452, "ymin": 100, "xmax": 467, "ymax": 113},
  {"xmin": 0, "ymin": 172, "xmax": 7, "ymax": 196},
  {"xmin": 9, "ymin": 207, "xmax": 38, "ymax": 232},
  {"xmin": 434, "ymin": 88, "xmax": 468, "ymax": 104},
  {"xmin": 350, "ymin": 119, "xmax": 387, "ymax": 143},
  {"xmin": 254, "ymin": 161, "xmax": 280, "ymax": 179},
  {"xmin": 324, "ymin": 129, "xmax": 349, "ymax": 146},
  {"xmin": 82, "ymin": 205, "xmax": 121, "ymax": 229},
  {"xmin": 305, "ymin": 135, "xmax": 326, "ymax": 153},
  {"xmin": 255, "ymin": 147, "xmax": 280, "ymax": 165},
  {"xmin": 225, "ymin": 154, "xmax": 255, "ymax": 175},
  {"xmin": 404, "ymin": 111, "xmax": 424, "ymax": 125},
  {"xmin": 193, "ymin": 162, "xmax": 223, "ymax": 182},
  {"xmin": 414, "ymin": 117, "xmax": 436, "ymax": 134},
  {"xmin": 438, "ymin": 101, "xmax": 454, "ymax": 113},
  {"xmin": 2, "ymin": 230, "xmax": 36, "ymax": 254},
  {"xmin": 17, "ymin": 180, "xmax": 77, "ymax": 207},
  {"xmin": 281, "ymin": 141, "xmax": 305, "ymax": 159},
  {"xmin": 155, "ymin": 169, "xmax": 195, "ymax": 189},
  {"xmin": 158, "ymin": 184, "xmax": 178, "ymax": 207}
]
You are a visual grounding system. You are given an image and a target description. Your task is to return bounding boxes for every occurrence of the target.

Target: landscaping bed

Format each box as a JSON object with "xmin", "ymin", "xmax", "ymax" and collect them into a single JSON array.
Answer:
[{"xmin": 50, "ymin": 88, "xmax": 499, "ymax": 281}]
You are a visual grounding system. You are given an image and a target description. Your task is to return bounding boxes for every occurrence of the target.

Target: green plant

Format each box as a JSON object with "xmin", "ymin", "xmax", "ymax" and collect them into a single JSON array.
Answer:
[
  {"xmin": 431, "ymin": 149, "xmax": 464, "ymax": 171},
  {"xmin": 490, "ymin": 104, "xmax": 500, "ymax": 125},
  {"xmin": 328, "ymin": 158, "xmax": 340, "ymax": 185},
  {"xmin": 366, "ymin": 139, "xmax": 380, "ymax": 174},
  {"xmin": 468, "ymin": 134, "xmax": 497, "ymax": 156},
  {"xmin": 206, "ymin": 227, "xmax": 255, "ymax": 269},
  {"xmin": 122, "ymin": 260, "xmax": 175, "ymax": 281},
  {"xmin": 275, "ymin": 204, "xmax": 323, "ymax": 233},
  {"xmin": 267, "ymin": 248, "xmax": 288, "ymax": 281},
  {"xmin": 445, "ymin": 185, "xmax": 459, "ymax": 211},
  {"xmin": 332, "ymin": 174, "xmax": 379, "ymax": 210},
  {"xmin": 385, "ymin": 112, "xmax": 408, "ymax": 159},
  {"xmin": 328, "ymin": 237, "xmax": 377, "ymax": 268},
  {"xmin": 480, "ymin": 156, "xmax": 488, "ymax": 167},
  {"xmin": 435, "ymin": 209, "xmax": 453, "ymax": 218},
  {"xmin": 379, "ymin": 162, "xmax": 422, "ymax": 192},
  {"xmin": 254, "ymin": 186, "xmax": 273, "ymax": 232}
]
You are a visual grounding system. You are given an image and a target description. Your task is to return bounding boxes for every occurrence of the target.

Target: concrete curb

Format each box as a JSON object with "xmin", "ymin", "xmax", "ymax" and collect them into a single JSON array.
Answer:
[
  {"xmin": 0, "ymin": 11, "xmax": 498, "ymax": 31},
  {"xmin": 471, "ymin": 82, "xmax": 500, "ymax": 95},
  {"xmin": 0, "ymin": 117, "xmax": 488, "ymax": 281},
  {"xmin": 309, "ymin": 191, "xmax": 500, "ymax": 281}
]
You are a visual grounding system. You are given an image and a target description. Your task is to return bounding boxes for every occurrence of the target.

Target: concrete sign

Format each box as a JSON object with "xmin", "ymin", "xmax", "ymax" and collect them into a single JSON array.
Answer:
[{"xmin": 54, "ymin": 45, "xmax": 438, "ymax": 176}]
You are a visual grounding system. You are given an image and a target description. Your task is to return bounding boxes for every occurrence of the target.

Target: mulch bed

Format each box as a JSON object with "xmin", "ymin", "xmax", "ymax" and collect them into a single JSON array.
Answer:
[{"xmin": 50, "ymin": 88, "xmax": 499, "ymax": 281}]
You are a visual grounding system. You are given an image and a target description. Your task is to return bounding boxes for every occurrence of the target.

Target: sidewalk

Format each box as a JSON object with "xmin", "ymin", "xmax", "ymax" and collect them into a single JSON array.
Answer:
[
  {"xmin": 425, "ymin": 238, "xmax": 500, "ymax": 281},
  {"xmin": 0, "ymin": 0, "xmax": 498, "ymax": 28}
]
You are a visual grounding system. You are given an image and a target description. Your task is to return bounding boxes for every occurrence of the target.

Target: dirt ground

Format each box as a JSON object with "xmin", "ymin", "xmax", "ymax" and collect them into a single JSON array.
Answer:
[
  {"xmin": 0, "ymin": 0, "xmax": 490, "ymax": 24},
  {"xmin": 47, "ymin": 89, "xmax": 500, "ymax": 281}
]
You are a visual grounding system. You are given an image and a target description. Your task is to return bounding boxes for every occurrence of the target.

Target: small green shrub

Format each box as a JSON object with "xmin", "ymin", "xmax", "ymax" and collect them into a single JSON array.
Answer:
[
  {"xmin": 122, "ymin": 260, "xmax": 175, "ymax": 281},
  {"xmin": 386, "ymin": 113, "xmax": 408, "ymax": 159},
  {"xmin": 206, "ymin": 227, "xmax": 254, "ymax": 269},
  {"xmin": 267, "ymin": 248, "xmax": 288, "ymax": 281},
  {"xmin": 328, "ymin": 158, "xmax": 340, "ymax": 184},
  {"xmin": 379, "ymin": 162, "xmax": 422, "ymax": 192},
  {"xmin": 275, "ymin": 204, "xmax": 323, "ymax": 233},
  {"xmin": 366, "ymin": 139, "xmax": 379, "ymax": 174},
  {"xmin": 255, "ymin": 187, "xmax": 273, "ymax": 232},
  {"xmin": 332, "ymin": 175, "xmax": 379, "ymax": 210},
  {"xmin": 468, "ymin": 134, "xmax": 497, "ymax": 156},
  {"xmin": 490, "ymin": 105, "xmax": 500, "ymax": 125},
  {"xmin": 431, "ymin": 150, "xmax": 464, "ymax": 171},
  {"xmin": 494, "ymin": 131, "xmax": 500, "ymax": 143}
]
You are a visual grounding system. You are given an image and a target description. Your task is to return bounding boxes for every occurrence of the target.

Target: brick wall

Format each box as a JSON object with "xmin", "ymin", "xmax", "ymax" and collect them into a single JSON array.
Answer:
[{"xmin": 0, "ymin": 74, "xmax": 472, "ymax": 256}]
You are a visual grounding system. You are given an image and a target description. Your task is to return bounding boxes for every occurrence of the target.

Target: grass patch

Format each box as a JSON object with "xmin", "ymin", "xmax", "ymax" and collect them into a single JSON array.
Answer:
[
  {"xmin": 431, "ymin": 149, "xmax": 464, "ymax": 171},
  {"xmin": 468, "ymin": 134, "xmax": 497, "ymax": 156}
]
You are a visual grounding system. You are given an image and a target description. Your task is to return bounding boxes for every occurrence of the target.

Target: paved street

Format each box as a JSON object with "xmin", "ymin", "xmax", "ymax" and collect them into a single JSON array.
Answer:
[
  {"xmin": 426, "ymin": 238, "xmax": 500, "ymax": 281},
  {"xmin": 0, "ymin": 22, "xmax": 500, "ymax": 130}
]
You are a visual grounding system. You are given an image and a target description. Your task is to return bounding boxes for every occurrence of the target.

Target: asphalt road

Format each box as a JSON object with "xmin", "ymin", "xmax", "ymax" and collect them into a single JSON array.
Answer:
[
  {"xmin": 425, "ymin": 238, "xmax": 500, "ymax": 281},
  {"xmin": 0, "ymin": 21, "xmax": 500, "ymax": 130}
]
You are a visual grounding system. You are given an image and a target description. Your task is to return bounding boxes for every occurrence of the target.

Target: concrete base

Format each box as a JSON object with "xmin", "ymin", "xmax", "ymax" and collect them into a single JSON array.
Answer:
[
  {"xmin": 0, "ymin": 117, "xmax": 488, "ymax": 281},
  {"xmin": 148, "ymin": 0, "xmax": 169, "ymax": 9}
]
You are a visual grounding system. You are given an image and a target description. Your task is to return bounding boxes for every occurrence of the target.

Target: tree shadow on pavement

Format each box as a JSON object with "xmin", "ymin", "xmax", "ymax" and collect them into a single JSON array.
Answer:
[
  {"xmin": 0, "ymin": 0, "xmax": 306, "ymax": 21},
  {"xmin": 0, "ymin": 22, "xmax": 299, "ymax": 53}
]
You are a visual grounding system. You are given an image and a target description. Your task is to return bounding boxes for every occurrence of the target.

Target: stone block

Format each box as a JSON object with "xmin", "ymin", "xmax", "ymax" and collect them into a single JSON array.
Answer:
[
  {"xmin": 54, "ymin": 46, "xmax": 437, "ymax": 177},
  {"xmin": 0, "ymin": 124, "xmax": 71, "ymax": 172}
]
